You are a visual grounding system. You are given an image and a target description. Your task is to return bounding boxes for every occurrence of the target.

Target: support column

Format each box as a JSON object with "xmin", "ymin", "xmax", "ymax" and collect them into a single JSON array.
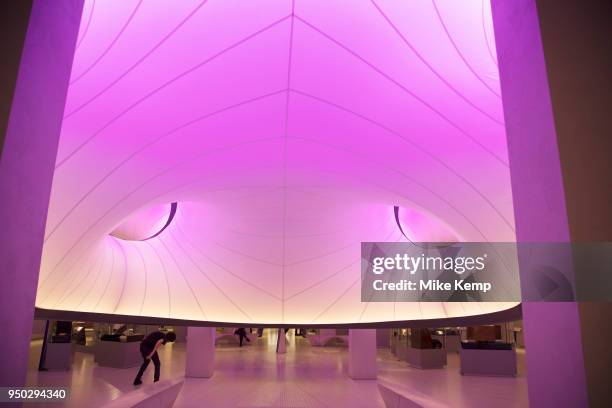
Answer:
[
  {"xmin": 185, "ymin": 327, "xmax": 215, "ymax": 378},
  {"xmin": 348, "ymin": 329, "xmax": 377, "ymax": 379},
  {"xmin": 492, "ymin": 0, "xmax": 611, "ymax": 406},
  {"xmin": 276, "ymin": 328, "xmax": 286, "ymax": 354},
  {"xmin": 0, "ymin": 0, "xmax": 83, "ymax": 387}
]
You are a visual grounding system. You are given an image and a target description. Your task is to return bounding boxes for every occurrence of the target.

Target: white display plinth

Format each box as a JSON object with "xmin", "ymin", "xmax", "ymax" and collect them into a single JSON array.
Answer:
[
  {"xmin": 405, "ymin": 347, "xmax": 447, "ymax": 369},
  {"xmin": 95, "ymin": 341, "xmax": 141, "ymax": 368},
  {"xmin": 431, "ymin": 334, "xmax": 461, "ymax": 353},
  {"xmin": 460, "ymin": 347, "xmax": 517, "ymax": 376}
]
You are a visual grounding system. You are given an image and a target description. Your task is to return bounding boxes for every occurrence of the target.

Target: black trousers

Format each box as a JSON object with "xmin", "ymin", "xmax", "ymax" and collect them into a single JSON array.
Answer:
[{"xmin": 134, "ymin": 351, "xmax": 160, "ymax": 382}]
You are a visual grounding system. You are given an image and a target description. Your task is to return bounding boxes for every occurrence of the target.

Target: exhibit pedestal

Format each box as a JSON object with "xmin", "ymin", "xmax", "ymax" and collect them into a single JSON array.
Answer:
[
  {"xmin": 405, "ymin": 347, "xmax": 447, "ymax": 369},
  {"xmin": 432, "ymin": 334, "xmax": 460, "ymax": 353},
  {"xmin": 460, "ymin": 348, "xmax": 517, "ymax": 377},
  {"xmin": 45, "ymin": 343, "xmax": 73, "ymax": 371},
  {"xmin": 185, "ymin": 327, "xmax": 215, "ymax": 378},
  {"xmin": 95, "ymin": 341, "xmax": 141, "ymax": 368}
]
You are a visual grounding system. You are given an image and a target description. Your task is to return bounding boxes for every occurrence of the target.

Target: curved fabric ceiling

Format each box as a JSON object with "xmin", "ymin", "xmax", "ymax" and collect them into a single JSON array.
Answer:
[{"xmin": 36, "ymin": 0, "xmax": 518, "ymax": 324}]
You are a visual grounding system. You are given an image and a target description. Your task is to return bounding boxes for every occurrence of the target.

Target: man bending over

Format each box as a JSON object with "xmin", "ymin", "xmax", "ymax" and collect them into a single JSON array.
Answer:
[{"xmin": 133, "ymin": 331, "xmax": 176, "ymax": 385}]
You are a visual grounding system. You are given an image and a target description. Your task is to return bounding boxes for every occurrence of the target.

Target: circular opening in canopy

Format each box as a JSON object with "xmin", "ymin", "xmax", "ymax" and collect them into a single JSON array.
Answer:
[{"xmin": 109, "ymin": 202, "xmax": 177, "ymax": 241}]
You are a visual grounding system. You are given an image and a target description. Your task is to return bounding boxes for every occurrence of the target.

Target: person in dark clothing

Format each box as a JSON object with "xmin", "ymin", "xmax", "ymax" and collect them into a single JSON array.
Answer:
[
  {"xmin": 234, "ymin": 327, "xmax": 250, "ymax": 347},
  {"xmin": 133, "ymin": 331, "xmax": 176, "ymax": 385}
]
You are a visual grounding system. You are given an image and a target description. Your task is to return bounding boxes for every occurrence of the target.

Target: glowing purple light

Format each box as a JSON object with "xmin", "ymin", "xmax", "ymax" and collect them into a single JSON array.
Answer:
[{"xmin": 37, "ymin": 0, "xmax": 517, "ymax": 324}]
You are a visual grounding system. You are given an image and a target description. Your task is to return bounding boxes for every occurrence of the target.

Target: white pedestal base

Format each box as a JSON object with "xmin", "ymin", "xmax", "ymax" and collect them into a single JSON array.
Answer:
[
  {"xmin": 94, "ymin": 341, "xmax": 141, "ymax": 368},
  {"xmin": 460, "ymin": 347, "xmax": 517, "ymax": 377},
  {"xmin": 405, "ymin": 347, "xmax": 447, "ymax": 369}
]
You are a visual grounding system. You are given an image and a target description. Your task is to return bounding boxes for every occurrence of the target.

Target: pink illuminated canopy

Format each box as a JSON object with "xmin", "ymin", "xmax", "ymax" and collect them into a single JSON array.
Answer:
[{"xmin": 36, "ymin": 0, "xmax": 517, "ymax": 324}]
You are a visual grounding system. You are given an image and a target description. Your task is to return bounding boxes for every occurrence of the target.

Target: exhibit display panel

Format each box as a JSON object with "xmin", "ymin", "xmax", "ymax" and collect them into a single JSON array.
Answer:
[
  {"xmin": 35, "ymin": 0, "xmax": 518, "ymax": 325},
  {"xmin": 460, "ymin": 342, "xmax": 517, "ymax": 376}
]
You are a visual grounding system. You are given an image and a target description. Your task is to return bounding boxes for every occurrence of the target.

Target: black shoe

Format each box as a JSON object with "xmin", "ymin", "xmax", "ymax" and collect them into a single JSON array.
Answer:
[
  {"xmin": 133, "ymin": 379, "xmax": 142, "ymax": 386},
  {"xmin": 154, "ymin": 379, "xmax": 159, "ymax": 383}
]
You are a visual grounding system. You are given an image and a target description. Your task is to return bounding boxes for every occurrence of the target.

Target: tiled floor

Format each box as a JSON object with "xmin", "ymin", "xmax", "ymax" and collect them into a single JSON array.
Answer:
[{"xmin": 26, "ymin": 330, "xmax": 528, "ymax": 407}]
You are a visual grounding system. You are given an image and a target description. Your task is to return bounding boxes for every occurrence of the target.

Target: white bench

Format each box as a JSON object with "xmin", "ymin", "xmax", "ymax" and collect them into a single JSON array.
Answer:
[
  {"xmin": 378, "ymin": 381, "xmax": 449, "ymax": 408},
  {"xmin": 103, "ymin": 378, "xmax": 184, "ymax": 408}
]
